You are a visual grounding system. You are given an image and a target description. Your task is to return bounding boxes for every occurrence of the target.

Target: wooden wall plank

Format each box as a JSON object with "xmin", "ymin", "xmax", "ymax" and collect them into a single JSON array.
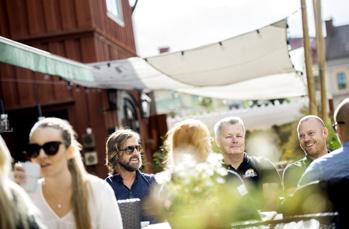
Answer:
[
  {"xmin": 94, "ymin": 37, "xmax": 110, "ymax": 61},
  {"xmin": 0, "ymin": 64, "xmax": 19, "ymax": 108},
  {"xmin": 15, "ymin": 68, "xmax": 36, "ymax": 106},
  {"xmin": 104, "ymin": 2, "xmax": 115, "ymax": 41},
  {"xmin": 6, "ymin": 0, "xmax": 29, "ymax": 38},
  {"xmin": 103, "ymin": 41, "xmax": 110, "ymax": 60},
  {"xmin": 26, "ymin": 0, "xmax": 46, "ymax": 35},
  {"xmin": 69, "ymin": 87, "xmax": 89, "ymax": 134},
  {"xmin": 74, "ymin": 0, "xmax": 92, "ymax": 28},
  {"xmin": 43, "ymin": 0, "xmax": 62, "ymax": 32},
  {"xmin": 122, "ymin": 0, "xmax": 135, "ymax": 49},
  {"xmin": 109, "ymin": 45, "xmax": 119, "ymax": 59},
  {"xmin": 94, "ymin": 37, "xmax": 104, "ymax": 61},
  {"xmin": 34, "ymin": 72, "xmax": 54, "ymax": 105},
  {"xmin": 47, "ymin": 42, "xmax": 71, "ymax": 101},
  {"xmin": 90, "ymin": 0, "xmax": 102, "ymax": 29},
  {"xmin": 80, "ymin": 36, "xmax": 97, "ymax": 62},
  {"xmin": 122, "ymin": 0, "xmax": 136, "ymax": 50},
  {"xmin": 87, "ymin": 90, "xmax": 109, "ymax": 175},
  {"xmin": 60, "ymin": 0, "xmax": 77, "ymax": 30},
  {"xmin": 101, "ymin": 90, "xmax": 118, "ymax": 129},
  {"xmin": 64, "ymin": 39, "xmax": 82, "ymax": 61},
  {"xmin": 0, "ymin": 1, "xmax": 10, "ymax": 36}
]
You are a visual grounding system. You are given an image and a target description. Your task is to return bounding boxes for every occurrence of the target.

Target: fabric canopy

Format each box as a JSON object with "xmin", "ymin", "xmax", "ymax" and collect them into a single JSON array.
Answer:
[
  {"xmin": 178, "ymin": 73, "xmax": 306, "ymax": 100},
  {"xmin": 89, "ymin": 20, "xmax": 307, "ymax": 99},
  {"xmin": 0, "ymin": 36, "xmax": 94, "ymax": 82},
  {"xmin": 145, "ymin": 21, "xmax": 293, "ymax": 87}
]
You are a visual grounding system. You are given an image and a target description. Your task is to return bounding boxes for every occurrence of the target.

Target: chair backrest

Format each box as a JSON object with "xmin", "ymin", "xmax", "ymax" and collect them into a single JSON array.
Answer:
[
  {"xmin": 280, "ymin": 178, "xmax": 349, "ymax": 228},
  {"xmin": 325, "ymin": 177, "xmax": 349, "ymax": 228},
  {"xmin": 118, "ymin": 198, "xmax": 141, "ymax": 229},
  {"xmin": 280, "ymin": 181, "xmax": 333, "ymax": 216}
]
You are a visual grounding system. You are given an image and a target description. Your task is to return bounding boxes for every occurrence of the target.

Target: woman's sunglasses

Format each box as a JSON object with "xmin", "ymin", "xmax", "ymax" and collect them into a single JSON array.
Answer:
[
  {"xmin": 119, "ymin": 145, "xmax": 142, "ymax": 155},
  {"xmin": 26, "ymin": 141, "xmax": 63, "ymax": 158}
]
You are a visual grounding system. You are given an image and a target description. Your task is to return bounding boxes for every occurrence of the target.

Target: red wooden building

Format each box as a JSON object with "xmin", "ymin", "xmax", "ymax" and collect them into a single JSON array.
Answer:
[{"xmin": 0, "ymin": 0, "xmax": 167, "ymax": 177}]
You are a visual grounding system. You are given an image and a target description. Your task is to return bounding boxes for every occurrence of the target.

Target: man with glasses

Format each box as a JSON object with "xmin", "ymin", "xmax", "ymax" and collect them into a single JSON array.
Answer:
[
  {"xmin": 105, "ymin": 129, "xmax": 155, "ymax": 222},
  {"xmin": 299, "ymin": 98, "xmax": 349, "ymax": 186},
  {"xmin": 282, "ymin": 115, "xmax": 328, "ymax": 195}
]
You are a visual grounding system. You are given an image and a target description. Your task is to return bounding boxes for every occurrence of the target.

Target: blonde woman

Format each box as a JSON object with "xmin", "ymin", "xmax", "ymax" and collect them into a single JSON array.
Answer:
[
  {"xmin": 0, "ymin": 135, "xmax": 42, "ymax": 229},
  {"xmin": 166, "ymin": 119, "xmax": 212, "ymax": 166},
  {"xmin": 16, "ymin": 117, "xmax": 123, "ymax": 229}
]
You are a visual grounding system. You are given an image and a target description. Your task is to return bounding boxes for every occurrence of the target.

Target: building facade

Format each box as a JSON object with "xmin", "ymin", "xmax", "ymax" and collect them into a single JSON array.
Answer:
[
  {"xmin": 0, "ymin": 0, "xmax": 166, "ymax": 176},
  {"xmin": 325, "ymin": 20, "xmax": 349, "ymax": 107}
]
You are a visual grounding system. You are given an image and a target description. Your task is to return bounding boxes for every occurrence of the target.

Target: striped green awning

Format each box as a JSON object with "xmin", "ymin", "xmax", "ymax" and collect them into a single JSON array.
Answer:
[{"xmin": 0, "ymin": 36, "xmax": 94, "ymax": 82}]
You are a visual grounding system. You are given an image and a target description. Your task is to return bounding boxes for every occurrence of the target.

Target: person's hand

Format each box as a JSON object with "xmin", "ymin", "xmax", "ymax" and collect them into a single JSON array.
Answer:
[{"xmin": 13, "ymin": 163, "xmax": 27, "ymax": 185}]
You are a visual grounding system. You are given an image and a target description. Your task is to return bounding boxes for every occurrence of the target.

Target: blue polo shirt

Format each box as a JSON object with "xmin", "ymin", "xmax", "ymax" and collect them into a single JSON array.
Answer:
[{"xmin": 105, "ymin": 170, "xmax": 156, "ymax": 222}]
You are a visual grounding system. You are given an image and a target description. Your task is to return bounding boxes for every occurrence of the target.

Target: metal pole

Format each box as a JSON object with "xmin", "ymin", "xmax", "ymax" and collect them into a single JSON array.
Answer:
[
  {"xmin": 301, "ymin": 0, "xmax": 317, "ymax": 115},
  {"xmin": 312, "ymin": 0, "xmax": 328, "ymax": 121}
]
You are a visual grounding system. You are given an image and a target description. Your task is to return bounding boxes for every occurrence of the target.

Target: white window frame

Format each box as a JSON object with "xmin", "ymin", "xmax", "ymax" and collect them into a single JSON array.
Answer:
[
  {"xmin": 337, "ymin": 72, "xmax": 347, "ymax": 90},
  {"xmin": 106, "ymin": 0, "xmax": 124, "ymax": 27}
]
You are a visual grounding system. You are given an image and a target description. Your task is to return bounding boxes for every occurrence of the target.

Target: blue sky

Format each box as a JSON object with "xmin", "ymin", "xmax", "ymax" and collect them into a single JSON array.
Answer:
[{"xmin": 133, "ymin": 0, "xmax": 349, "ymax": 57}]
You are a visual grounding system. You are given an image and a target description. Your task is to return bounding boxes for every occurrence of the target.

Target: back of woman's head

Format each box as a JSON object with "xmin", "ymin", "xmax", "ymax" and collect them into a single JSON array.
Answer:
[
  {"xmin": 167, "ymin": 119, "xmax": 211, "ymax": 166},
  {"xmin": 30, "ymin": 117, "xmax": 91, "ymax": 229},
  {"xmin": 0, "ymin": 136, "xmax": 40, "ymax": 229},
  {"xmin": 0, "ymin": 136, "xmax": 12, "ymax": 180}
]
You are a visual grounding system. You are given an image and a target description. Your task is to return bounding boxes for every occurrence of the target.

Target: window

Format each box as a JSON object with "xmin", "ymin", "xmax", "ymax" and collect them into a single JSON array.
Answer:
[
  {"xmin": 123, "ymin": 97, "xmax": 140, "ymax": 132},
  {"xmin": 117, "ymin": 91, "xmax": 140, "ymax": 133},
  {"xmin": 106, "ymin": 0, "xmax": 124, "ymax": 26},
  {"xmin": 337, "ymin": 72, "xmax": 347, "ymax": 90}
]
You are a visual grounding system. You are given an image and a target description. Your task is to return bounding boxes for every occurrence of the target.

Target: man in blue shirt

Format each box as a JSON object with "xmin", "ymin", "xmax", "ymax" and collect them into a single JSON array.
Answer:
[
  {"xmin": 105, "ymin": 129, "xmax": 155, "ymax": 222},
  {"xmin": 299, "ymin": 98, "xmax": 349, "ymax": 185}
]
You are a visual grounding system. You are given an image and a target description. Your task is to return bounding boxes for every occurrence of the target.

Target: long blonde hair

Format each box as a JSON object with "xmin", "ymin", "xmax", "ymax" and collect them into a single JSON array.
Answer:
[
  {"xmin": 166, "ymin": 119, "xmax": 212, "ymax": 167},
  {"xmin": 30, "ymin": 117, "xmax": 91, "ymax": 229},
  {"xmin": 0, "ymin": 136, "xmax": 39, "ymax": 229}
]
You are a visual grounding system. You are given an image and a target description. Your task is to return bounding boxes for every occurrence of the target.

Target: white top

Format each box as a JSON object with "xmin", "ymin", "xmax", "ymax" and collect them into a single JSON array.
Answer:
[{"xmin": 30, "ymin": 174, "xmax": 123, "ymax": 229}]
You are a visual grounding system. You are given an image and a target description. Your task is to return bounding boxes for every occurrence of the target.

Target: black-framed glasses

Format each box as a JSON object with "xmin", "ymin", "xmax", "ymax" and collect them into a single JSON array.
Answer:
[
  {"xmin": 119, "ymin": 145, "xmax": 142, "ymax": 155},
  {"xmin": 332, "ymin": 121, "xmax": 346, "ymax": 131},
  {"xmin": 26, "ymin": 141, "xmax": 63, "ymax": 158}
]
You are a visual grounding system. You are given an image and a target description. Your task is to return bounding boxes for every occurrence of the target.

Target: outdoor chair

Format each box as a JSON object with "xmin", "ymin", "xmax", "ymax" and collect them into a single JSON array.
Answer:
[
  {"xmin": 117, "ymin": 198, "xmax": 141, "ymax": 229},
  {"xmin": 279, "ymin": 177, "xmax": 349, "ymax": 228}
]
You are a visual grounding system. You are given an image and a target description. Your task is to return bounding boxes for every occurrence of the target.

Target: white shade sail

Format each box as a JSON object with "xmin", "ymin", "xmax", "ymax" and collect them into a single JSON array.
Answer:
[
  {"xmin": 178, "ymin": 73, "xmax": 306, "ymax": 100},
  {"xmin": 145, "ymin": 21, "xmax": 293, "ymax": 87},
  {"xmin": 89, "ymin": 20, "xmax": 307, "ymax": 100}
]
